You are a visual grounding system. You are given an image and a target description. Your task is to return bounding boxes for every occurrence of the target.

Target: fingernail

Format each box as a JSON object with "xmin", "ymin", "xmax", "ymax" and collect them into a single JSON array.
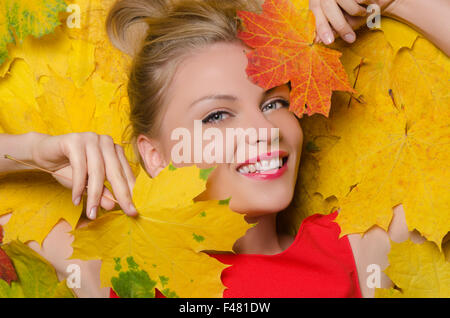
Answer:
[
  {"xmin": 90, "ymin": 206, "xmax": 97, "ymax": 219},
  {"xmin": 323, "ymin": 32, "xmax": 334, "ymax": 45},
  {"xmin": 343, "ymin": 33, "xmax": 356, "ymax": 43},
  {"xmin": 73, "ymin": 196, "xmax": 81, "ymax": 206},
  {"xmin": 129, "ymin": 203, "xmax": 138, "ymax": 216}
]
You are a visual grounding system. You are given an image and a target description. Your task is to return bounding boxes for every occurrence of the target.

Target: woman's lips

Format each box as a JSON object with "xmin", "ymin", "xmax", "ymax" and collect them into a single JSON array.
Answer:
[{"xmin": 236, "ymin": 151, "xmax": 289, "ymax": 181}]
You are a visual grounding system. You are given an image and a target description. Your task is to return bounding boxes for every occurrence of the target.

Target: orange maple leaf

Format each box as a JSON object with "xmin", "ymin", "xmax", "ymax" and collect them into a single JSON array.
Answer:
[{"xmin": 238, "ymin": 0, "xmax": 355, "ymax": 118}]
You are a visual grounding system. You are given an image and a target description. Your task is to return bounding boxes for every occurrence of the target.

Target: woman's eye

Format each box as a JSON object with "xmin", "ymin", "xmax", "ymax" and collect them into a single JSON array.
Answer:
[
  {"xmin": 261, "ymin": 99, "xmax": 290, "ymax": 113},
  {"xmin": 202, "ymin": 111, "xmax": 230, "ymax": 124}
]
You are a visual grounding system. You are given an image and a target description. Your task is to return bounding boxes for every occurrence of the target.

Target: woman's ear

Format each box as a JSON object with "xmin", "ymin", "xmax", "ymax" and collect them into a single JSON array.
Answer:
[{"xmin": 136, "ymin": 134, "xmax": 166, "ymax": 178}]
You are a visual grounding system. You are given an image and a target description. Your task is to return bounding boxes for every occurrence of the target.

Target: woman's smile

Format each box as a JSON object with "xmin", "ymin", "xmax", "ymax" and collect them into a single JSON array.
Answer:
[{"xmin": 236, "ymin": 150, "xmax": 289, "ymax": 180}]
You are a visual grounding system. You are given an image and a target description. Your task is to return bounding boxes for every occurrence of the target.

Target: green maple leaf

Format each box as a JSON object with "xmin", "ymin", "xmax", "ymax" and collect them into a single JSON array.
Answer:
[
  {"xmin": 0, "ymin": 0, "xmax": 67, "ymax": 65},
  {"xmin": 0, "ymin": 240, "xmax": 75, "ymax": 298}
]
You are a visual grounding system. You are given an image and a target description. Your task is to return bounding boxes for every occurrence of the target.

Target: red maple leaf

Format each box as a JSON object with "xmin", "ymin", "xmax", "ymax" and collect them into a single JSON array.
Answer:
[
  {"xmin": 238, "ymin": 0, "xmax": 355, "ymax": 118},
  {"xmin": 0, "ymin": 225, "xmax": 18, "ymax": 284}
]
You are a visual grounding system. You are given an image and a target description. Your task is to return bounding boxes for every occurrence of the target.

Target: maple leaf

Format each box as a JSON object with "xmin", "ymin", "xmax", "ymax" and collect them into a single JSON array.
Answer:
[
  {"xmin": 0, "ymin": 3, "xmax": 139, "ymax": 242},
  {"xmin": 0, "ymin": 59, "xmax": 46, "ymax": 134},
  {"xmin": 292, "ymin": 22, "xmax": 450, "ymax": 247},
  {"xmin": 0, "ymin": 224, "xmax": 18, "ymax": 284},
  {"xmin": 0, "ymin": 6, "xmax": 140, "ymax": 238},
  {"xmin": 0, "ymin": 249, "xmax": 17, "ymax": 284},
  {"xmin": 375, "ymin": 240, "xmax": 450, "ymax": 298},
  {"xmin": 390, "ymin": 37, "xmax": 450, "ymax": 123},
  {"xmin": 0, "ymin": 58, "xmax": 130, "ymax": 245},
  {"xmin": 0, "ymin": 240, "xmax": 75, "ymax": 297},
  {"xmin": 0, "ymin": 0, "xmax": 67, "ymax": 65},
  {"xmin": 0, "ymin": 26, "xmax": 71, "ymax": 78},
  {"xmin": 237, "ymin": 0, "xmax": 355, "ymax": 118},
  {"xmin": 444, "ymin": 240, "xmax": 450, "ymax": 262},
  {"xmin": 71, "ymin": 165, "xmax": 251, "ymax": 298},
  {"xmin": 36, "ymin": 69, "xmax": 120, "ymax": 135},
  {"xmin": 0, "ymin": 172, "xmax": 82, "ymax": 245},
  {"xmin": 110, "ymin": 256, "xmax": 158, "ymax": 298},
  {"xmin": 380, "ymin": 17, "xmax": 420, "ymax": 54},
  {"xmin": 65, "ymin": 0, "xmax": 131, "ymax": 84}
]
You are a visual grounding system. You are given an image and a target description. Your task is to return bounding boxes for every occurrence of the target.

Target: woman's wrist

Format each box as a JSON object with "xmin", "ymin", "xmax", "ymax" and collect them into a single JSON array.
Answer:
[
  {"xmin": 13, "ymin": 132, "xmax": 49, "ymax": 167},
  {"xmin": 27, "ymin": 132, "xmax": 50, "ymax": 167},
  {"xmin": 16, "ymin": 132, "xmax": 44, "ymax": 168}
]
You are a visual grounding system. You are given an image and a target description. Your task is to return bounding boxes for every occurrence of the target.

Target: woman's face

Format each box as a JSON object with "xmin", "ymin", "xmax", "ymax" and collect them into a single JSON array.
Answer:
[{"xmin": 144, "ymin": 41, "xmax": 303, "ymax": 217}]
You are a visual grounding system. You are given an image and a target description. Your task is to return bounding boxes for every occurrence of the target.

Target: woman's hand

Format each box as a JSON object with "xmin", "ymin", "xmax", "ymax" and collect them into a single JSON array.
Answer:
[
  {"xmin": 30, "ymin": 132, "xmax": 138, "ymax": 220},
  {"xmin": 309, "ymin": 0, "xmax": 397, "ymax": 45}
]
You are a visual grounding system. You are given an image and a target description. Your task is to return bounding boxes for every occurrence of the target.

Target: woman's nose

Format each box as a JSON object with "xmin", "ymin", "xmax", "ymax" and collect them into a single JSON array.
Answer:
[{"xmin": 240, "ymin": 110, "xmax": 281, "ymax": 148}]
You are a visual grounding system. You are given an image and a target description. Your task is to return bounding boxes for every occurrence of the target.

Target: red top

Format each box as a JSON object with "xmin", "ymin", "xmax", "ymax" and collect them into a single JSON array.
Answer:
[{"xmin": 110, "ymin": 211, "xmax": 362, "ymax": 298}]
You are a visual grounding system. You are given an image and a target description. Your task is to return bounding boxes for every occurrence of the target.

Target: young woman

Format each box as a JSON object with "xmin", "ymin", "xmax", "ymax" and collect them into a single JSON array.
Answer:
[{"xmin": 0, "ymin": 0, "xmax": 447, "ymax": 298}]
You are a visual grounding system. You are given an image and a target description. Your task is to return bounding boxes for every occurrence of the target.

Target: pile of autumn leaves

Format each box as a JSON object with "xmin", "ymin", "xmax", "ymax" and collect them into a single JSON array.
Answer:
[
  {"xmin": 0, "ymin": 0, "xmax": 250, "ymax": 298},
  {"xmin": 0, "ymin": 0, "xmax": 449, "ymax": 298},
  {"xmin": 240, "ymin": 0, "xmax": 450, "ymax": 297}
]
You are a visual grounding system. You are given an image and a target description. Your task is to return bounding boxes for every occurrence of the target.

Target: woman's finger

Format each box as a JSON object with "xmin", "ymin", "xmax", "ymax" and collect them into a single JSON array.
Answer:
[
  {"xmin": 99, "ymin": 135, "xmax": 138, "ymax": 217},
  {"xmin": 337, "ymin": 0, "xmax": 367, "ymax": 16},
  {"xmin": 64, "ymin": 134, "xmax": 88, "ymax": 206},
  {"xmin": 321, "ymin": 0, "xmax": 356, "ymax": 43},
  {"xmin": 310, "ymin": 3, "xmax": 335, "ymax": 44},
  {"xmin": 343, "ymin": 11, "xmax": 367, "ymax": 31},
  {"xmin": 99, "ymin": 186, "xmax": 117, "ymax": 211},
  {"xmin": 85, "ymin": 134, "xmax": 106, "ymax": 220},
  {"xmin": 115, "ymin": 144, "xmax": 136, "ymax": 194}
]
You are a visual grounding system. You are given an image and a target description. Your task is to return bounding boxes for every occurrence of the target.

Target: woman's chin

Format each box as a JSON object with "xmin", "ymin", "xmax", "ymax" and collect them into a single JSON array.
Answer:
[{"xmin": 229, "ymin": 192, "xmax": 294, "ymax": 217}]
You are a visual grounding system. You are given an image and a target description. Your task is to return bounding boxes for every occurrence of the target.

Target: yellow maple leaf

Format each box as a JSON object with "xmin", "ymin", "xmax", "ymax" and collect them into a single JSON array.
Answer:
[
  {"xmin": 0, "ymin": 59, "xmax": 47, "ymax": 134},
  {"xmin": 0, "ymin": 0, "xmax": 139, "ymax": 247},
  {"xmin": 66, "ymin": 0, "xmax": 115, "ymax": 45},
  {"xmin": 0, "ymin": 27, "xmax": 72, "ymax": 79},
  {"xmin": 0, "ymin": 172, "xmax": 82, "ymax": 245},
  {"xmin": 444, "ymin": 239, "xmax": 450, "ymax": 262},
  {"xmin": 66, "ymin": 0, "xmax": 131, "ymax": 84},
  {"xmin": 375, "ymin": 240, "xmax": 450, "ymax": 298},
  {"xmin": 71, "ymin": 164, "xmax": 251, "ymax": 298},
  {"xmin": 342, "ymin": 29, "xmax": 395, "ymax": 109},
  {"xmin": 332, "ymin": 109, "xmax": 449, "ymax": 246},
  {"xmin": 0, "ymin": 0, "xmax": 67, "ymax": 67},
  {"xmin": 294, "ymin": 21, "xmax": 450, "ymax": 247},
  {"xmin": 36, "ymin": 70, "xmax": 119, "ymax": 135},
  {"xmin": 0, "ymin": 60, "xmax": 133, "ymax": 245},
  {"xmin": 0, "ymin": 26, "xmax": 96, "ymax": 89},
  {"xmin": 390, "ymin": 37, "xmax": 450, "ymax": 123},
  {"xmin": 380, "ymin": 17, "xmax": 420, "ymax": 54}
]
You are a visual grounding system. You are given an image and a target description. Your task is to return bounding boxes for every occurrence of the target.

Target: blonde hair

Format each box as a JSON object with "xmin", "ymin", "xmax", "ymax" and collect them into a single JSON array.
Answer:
[{"xmin": 107, "ymin": 0, "xmax": 263, "ymax": 168}]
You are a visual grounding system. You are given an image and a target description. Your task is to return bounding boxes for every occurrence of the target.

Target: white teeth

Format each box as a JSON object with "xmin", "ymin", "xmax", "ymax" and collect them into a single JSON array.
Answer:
[
  {"xmin": 238, "ymin": 166, "xmax": 248, "ymax": 174},
  {"xmin": 270, "ymin": 159, "xmax": 278, "ymax": 169},
  {"xmin": 238, "ymin": 158, "xmax": 284, "ymax": 174}
]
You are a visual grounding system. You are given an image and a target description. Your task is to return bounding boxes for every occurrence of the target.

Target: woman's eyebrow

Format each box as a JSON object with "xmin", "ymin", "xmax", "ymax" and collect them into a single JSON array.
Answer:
[
  {"xmin": 189, "ymin": 85, "xmax": 289, "ymax": 108},
  {"xmin": 189, "ymin": 94, "xmax": 238, "ymax": 108},
  {"xmin": 261, "ymin": 86, "xmax": 289, "ymax": 101},
  {"xmin": 263, "ymin": 87, "xmax": 279, "ymax": 97}
]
